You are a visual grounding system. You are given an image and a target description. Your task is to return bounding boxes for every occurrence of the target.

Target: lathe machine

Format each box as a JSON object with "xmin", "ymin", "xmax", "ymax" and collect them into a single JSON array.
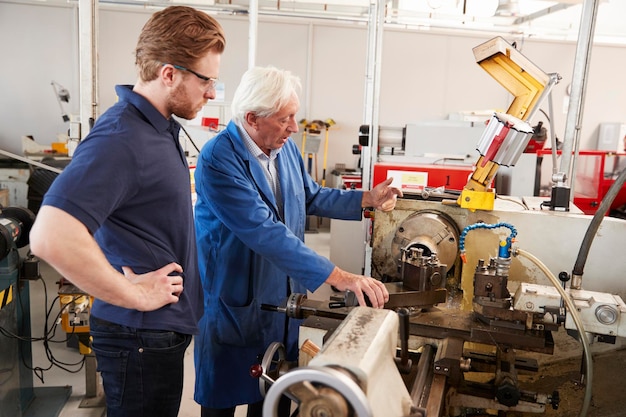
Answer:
[
  {"xmin": 257, "ymin": 195, "xmax": 626, "ymax": 417},
  {"xmin": 255, "ymin": 29, "xmax": 626, "ymax": 416}
]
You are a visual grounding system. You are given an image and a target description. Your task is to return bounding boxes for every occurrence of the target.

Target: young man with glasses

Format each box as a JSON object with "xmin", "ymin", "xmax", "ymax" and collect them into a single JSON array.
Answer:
[{"xmin": 29, "ymin": 6, "xmax": 225, "ymax": 417}]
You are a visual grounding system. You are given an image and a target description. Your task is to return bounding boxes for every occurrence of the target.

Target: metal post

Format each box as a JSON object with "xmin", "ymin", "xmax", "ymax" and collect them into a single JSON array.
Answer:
[
  {"xmin": 248, "ymin": 0, "xmax": 258, "ymax": 69},
  {"xmin": 362, "ymin": 0, "xmax": 384, "ymax": 192},
  {"xmin": 558, "ymin": 0, "xmax": 599, "ymax": 202},
  {"xmin": 80, "ymin": 354, "xmax": 106, "ymax": 408},
  {"xmin": 78, "ymin": 0, "xmax": 98, "ymax": 138},
  {"xmin": 361, "ymin": 0, "xmax": 385, "ymax": 277}
]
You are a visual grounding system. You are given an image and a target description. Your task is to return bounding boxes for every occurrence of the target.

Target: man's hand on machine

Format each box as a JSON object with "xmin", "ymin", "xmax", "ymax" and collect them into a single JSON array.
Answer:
[
  {"xmin": 325, "ymin": 266, "xmax": 389, "ymax": 308},
  {"xmin": 362, "ymin": 177, "xmax": 403, "ymax": 212}
]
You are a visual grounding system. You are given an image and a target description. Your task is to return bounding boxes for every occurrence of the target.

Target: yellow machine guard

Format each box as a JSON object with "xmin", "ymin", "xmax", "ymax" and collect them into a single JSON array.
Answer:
[
  {"xmin": 458, "ymin": 37, "xmax": 550, "ymax": 210},
  {"xmin": 473, "ymin": 36, "xmax": 550, "ymax": 121}
]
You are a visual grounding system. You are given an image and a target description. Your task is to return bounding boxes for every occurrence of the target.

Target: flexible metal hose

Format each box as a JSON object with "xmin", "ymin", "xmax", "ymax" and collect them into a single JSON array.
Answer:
[{"xmin": 515, "ymin": 248, "xmax": 592, "ymax": 417}]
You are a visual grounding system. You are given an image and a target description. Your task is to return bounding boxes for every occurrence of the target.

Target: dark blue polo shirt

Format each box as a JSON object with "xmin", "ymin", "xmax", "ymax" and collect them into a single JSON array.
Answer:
[{"xmin": 42, "ymin": 85, "xmax": 202, "ymax": 334}]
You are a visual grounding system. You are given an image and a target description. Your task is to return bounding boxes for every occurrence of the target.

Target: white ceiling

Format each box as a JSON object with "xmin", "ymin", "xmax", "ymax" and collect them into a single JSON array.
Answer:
[{"xmin": 15, "ymin": 0, "xmax": 626, "ymax": 45}]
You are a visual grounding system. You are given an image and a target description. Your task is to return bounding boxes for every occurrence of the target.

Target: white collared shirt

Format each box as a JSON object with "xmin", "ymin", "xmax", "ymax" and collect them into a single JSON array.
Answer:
[{"xmin": 238, "ymin": 122, "xmax": 283, "ymax": 215}]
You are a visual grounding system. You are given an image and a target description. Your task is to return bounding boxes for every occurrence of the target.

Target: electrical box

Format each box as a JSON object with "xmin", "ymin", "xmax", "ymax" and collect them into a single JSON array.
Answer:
[
  {"xmin": 58, "ymin": 283, "xmax": 93, "ymax": 355},
  {"xmin": 596, "ymin": 122, "xmax": 626, "ymax": 152}
]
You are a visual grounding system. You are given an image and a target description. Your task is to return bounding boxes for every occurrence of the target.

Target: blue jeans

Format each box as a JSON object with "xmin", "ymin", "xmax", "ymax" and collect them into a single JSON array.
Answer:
[{"xmin": 90, "ymin": 316, "xmax": 192, "ymax": 417}]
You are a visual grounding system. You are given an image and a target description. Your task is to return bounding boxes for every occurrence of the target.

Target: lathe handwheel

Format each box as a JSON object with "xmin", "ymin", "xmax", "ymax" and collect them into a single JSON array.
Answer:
[
  {"xmin": 259, "ymin": 341, "xmax": 287, "ymax": 396},
  {"xmin": 262, "ymin": 367, "xmax": 372, "ymax": 417}
]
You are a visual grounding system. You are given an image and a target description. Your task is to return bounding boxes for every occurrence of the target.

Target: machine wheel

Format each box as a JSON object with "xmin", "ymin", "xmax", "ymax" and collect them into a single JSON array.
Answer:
[
  {"xmin": 262, "ymin": 367, "xmax": 372, "ymax": 417},
  {"xmin": 259, "ymin": 341, "xmax": 288, "ymax": 396},
  {"xmin": 1, "ymin": 207, "xmax": 35, "ymax": 246}
]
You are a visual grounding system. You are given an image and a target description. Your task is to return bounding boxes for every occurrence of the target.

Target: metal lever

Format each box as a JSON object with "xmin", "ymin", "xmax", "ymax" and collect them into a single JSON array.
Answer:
[{"xmin": 396, "ymin": 307, "xmax": 412, "ymax": 374}]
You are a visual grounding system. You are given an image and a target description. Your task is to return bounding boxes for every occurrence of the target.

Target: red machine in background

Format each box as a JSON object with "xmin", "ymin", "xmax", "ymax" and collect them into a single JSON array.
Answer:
[
  {"xmin": 536, "ymin": 149, "xmax": 626, "ymax": 216},
  {"xmin": 373, "ymin": 162, "xmax": 474, "ymax": 194},
  {"xmin": 370, "ymin": 149, "xmax": 626, "ymax": 217}
]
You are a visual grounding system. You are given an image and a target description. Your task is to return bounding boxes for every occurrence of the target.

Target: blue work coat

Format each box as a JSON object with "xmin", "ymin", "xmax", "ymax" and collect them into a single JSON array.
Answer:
[{"xmin": 193, "ymin": 121, "xmax": 364, "ymax": 408}]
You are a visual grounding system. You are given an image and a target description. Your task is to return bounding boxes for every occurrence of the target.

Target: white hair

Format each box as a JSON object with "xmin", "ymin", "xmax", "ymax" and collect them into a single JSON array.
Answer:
[{"xmin": 231, "ymin": 66, "xmax": 301, "ymax": 124}]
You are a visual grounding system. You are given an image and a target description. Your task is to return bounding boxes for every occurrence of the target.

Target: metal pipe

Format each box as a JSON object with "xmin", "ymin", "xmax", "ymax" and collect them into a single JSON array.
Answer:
[
  {"xmin": 559, "ymin": 0, "xmax": 599, "ymax": 200},
  {"xmin": 361, "ymin": 0, "xmax": 384, "ymax": 277},
  {"xmin": 248, "ymin": 0, "xmax": 258, "ymax": 69},
  {"xmin": 361, "ymin": 0, "xmax": 384, "ymax": 192},
  {"xmin": 547, "ymin": 80, "xmax": 559, "ymax": 175},
  {"xmin": 78, "ymin": 0, "xmax": 98, "ymax": 138},
  {"xmin": 0, "ymin": 149, "xmax": 63, "ymax": 175}
]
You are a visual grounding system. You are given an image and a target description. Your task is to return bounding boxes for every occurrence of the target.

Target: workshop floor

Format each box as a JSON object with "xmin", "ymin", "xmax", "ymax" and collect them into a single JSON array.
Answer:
[
  {"xmin": 523, "ymin": 347, "xmax": 626, "ymax": 417},
  {"xmin": 28, "ymin": 228, "xmax": 626, "ymax": 417},
  {"xmin": 29, "ymin": 229, "xmax": 332, "ymax": 417}
]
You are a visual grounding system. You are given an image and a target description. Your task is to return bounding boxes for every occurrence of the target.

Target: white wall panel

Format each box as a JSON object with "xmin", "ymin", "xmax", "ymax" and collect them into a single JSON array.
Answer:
[{"xmin": 1, "ymin": 2, "xmax": 626, "ymax": 185}]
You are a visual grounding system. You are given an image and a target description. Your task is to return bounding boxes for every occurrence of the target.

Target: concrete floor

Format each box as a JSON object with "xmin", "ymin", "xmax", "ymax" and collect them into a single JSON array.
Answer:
[
  {"xmin": 524, "ymin": 347, "xmax": 626, "ymax": 417},
  {"xmin": 22, "ymin": 229, "xmax": 626, "ymax": 417},
  {"xmin": 478, "ymin": 327, "xmax": 626, "ymax": 417}
]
